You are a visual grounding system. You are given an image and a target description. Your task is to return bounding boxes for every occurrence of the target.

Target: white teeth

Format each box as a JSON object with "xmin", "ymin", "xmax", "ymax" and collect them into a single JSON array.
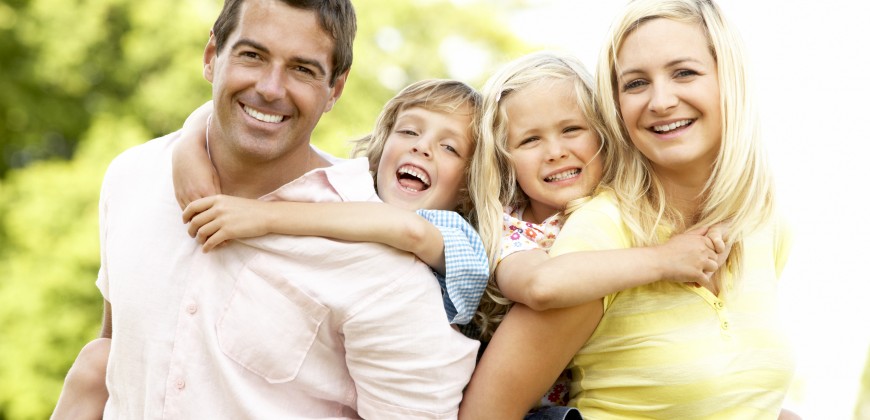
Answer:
[
  {"xmin": 397, "ymin": 165, "xmax": 431, "ymax": 186},
  {"xmin": 653, "ymin": 119, "xmax": 691, "ymax": 133},
  {"xmin": 545, "ymin": 169, "xmax": 580, "ymax": 182},
  {"xmin": 244, "ymin": 105, "xmax": 284, "ymax": 123}
]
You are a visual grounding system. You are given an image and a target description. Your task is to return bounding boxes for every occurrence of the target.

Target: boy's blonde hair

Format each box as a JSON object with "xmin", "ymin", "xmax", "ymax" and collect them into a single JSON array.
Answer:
[
  {"xmin": 351, "ymin": 79, "xmax": 502, "ymax": 277},
  {"xmin": 472, "ymin": 52, "xmax": 606, "ymax": 340},
  {"xmin": 597, "ymin": 0, "xmax": 776, "ymax": 290}
]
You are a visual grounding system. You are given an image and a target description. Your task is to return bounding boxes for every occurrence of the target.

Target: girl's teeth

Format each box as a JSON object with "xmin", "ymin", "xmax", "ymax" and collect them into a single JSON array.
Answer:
[
  {"xmin": 545, "ymin": 169, "xmax": 580, "ymax": 182},
  {"xmin": 244, "ymin": 105, "xmax": 284, "ymax": 123}
]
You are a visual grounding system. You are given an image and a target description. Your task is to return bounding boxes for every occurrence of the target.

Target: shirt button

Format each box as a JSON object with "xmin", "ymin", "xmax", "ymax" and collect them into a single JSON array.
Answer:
[
  {"xmin": 714, "ymin": 301, "xmax": 724, "ymax": 309},
  {"xmin": 176, "ymin": 379, "xmax": 186, "ymax": 390},
  {"xmin": 186, "ymin": 303, "xmax": 198, "ymax": 314},
  {"xmin": 721, "ymin": 321, "xmax": 730, "ymax": 330}
]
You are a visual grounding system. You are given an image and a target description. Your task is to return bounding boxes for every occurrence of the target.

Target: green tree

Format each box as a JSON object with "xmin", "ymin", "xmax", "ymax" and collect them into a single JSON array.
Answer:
[{"xmin": 0, "ymin": 0, "xmax": 532, "ymax": 417}]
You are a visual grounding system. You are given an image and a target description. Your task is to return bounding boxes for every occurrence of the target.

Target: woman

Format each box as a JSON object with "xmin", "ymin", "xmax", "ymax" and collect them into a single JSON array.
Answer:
[{"xmin": 459, "ymin": 1, "xmax": 795, "ymax": 418}]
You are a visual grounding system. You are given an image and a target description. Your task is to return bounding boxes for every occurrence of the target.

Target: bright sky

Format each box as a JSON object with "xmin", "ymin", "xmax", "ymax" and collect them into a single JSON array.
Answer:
[{"xmin": 503, "ymin": 1, "xmax": 870, "ymax": 418}]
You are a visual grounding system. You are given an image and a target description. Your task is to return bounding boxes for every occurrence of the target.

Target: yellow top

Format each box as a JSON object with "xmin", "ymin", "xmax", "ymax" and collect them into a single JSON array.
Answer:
[{"xmin": 550, "ymin": 191, "xmax": 794, "ymax": 419}]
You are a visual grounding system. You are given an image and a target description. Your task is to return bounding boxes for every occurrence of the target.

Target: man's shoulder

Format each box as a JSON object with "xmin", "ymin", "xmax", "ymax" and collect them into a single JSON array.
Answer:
[{"xmin": 106, "ymin": 131, "xmax": 179, "ymax": 173}]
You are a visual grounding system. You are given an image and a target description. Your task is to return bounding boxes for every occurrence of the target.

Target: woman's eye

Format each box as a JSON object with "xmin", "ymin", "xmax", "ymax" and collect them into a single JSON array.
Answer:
[
  {"xmin": 622, "ymin": 79, "xmax": 647, "ymax": 91},
  {"xmin": 564, "ymin": 126, "xmax": 584, "ymax": 134},
  {"xmin": 675, "ymin": 69, "xmax": 699, "ymax": 78}
]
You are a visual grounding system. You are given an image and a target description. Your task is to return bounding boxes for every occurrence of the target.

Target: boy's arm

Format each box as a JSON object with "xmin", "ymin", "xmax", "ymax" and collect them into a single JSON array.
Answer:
[
  {"xmin": 497, "ymin": 230, "xmax": 720, "ymax": 311},
  {"xmin": 417, "ymin": 210, "xmax": 490, "ymax": 325},
  {"xmin": 172, "ymin": 100, "xmax": 220, "ymax": 209},
  {"xmin": 184, "ymin": 196, "xmax": 447, "ymax": 272}
]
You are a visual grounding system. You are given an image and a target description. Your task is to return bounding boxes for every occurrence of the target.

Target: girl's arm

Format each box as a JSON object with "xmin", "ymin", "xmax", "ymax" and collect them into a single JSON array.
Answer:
[
  {"xmin": 183, "ymin": 195, "xmax": 447, "ymax": 275},
  {"xmin": 172, "ymin": 101, "xmax": 220, "ymax": 210},
  {"xmin": 497, "ymin": 230, "xmax": 721, "ymax": 311}
]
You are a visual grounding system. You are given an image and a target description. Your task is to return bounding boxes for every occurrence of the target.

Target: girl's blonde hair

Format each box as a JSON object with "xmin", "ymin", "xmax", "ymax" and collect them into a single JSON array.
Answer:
[
  {"xmin": 597, "ymin": 0, "xmax": 776, "ymax": 291},
  {"xmin": 472, "ymin": 52, "xmax": 606, "ymax": 340},
  {"xmin": 351, "ymin": 79, "xmax": 502, "ymax": 279}
]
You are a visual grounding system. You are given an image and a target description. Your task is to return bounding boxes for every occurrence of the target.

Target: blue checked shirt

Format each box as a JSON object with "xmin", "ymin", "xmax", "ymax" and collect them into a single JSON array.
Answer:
[{"xmin": 416, "ymin": 209, "xmax": 490, "ymax": 325}]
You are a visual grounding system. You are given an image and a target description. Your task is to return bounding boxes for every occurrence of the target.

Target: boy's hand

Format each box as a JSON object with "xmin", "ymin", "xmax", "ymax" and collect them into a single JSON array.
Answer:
[{"xmin": 183, "ymin": 195, "xmax": 269, "ymax": 252}]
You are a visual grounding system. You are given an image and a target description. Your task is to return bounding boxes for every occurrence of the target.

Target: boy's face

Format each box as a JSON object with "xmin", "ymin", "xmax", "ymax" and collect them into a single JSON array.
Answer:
[
  {"xmin": 376, "ymin": 106, "xmax": 473, "ymax": 211},
  {"xmin": 504, "ymin": 79, "xmax": 603, "ymax": 223}
]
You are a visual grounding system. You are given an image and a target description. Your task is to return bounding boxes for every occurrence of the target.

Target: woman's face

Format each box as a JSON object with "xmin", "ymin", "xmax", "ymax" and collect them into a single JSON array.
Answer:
[
  {"xmin": 503, "ymin": 79, "xmax": 603, "ymax": 224},
  {"xmin": 616, "ymin": 18, "xmax": 721, "ymax": 182}
]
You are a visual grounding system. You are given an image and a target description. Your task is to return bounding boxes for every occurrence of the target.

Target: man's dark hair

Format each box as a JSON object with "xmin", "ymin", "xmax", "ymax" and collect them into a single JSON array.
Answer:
[{"xmin": 212, "ymin": 0, "xmax": 356, "ymax": 86}]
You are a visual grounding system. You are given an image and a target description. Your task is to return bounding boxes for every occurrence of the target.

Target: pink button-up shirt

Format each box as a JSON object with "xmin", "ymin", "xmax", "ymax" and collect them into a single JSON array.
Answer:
[{"xmin": 97, "ymin": 132, "xmax": 479, "ymax": 419}]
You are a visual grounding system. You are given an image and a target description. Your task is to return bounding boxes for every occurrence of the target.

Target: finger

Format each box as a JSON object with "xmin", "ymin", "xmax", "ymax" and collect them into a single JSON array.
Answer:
[
  {"xmin": 195, "ymin": 220, "xmax": 222, "ymax": 245},
  {"xmin": 711, "ymin": 236, "xmax": 727, "ymax": 254},
  {"xmin": 182, "ymin": 196, "xmax": 213, "ymax": 224},
  {"xmin": 202, "ymin": 230, "xmax": 228, "ymax": 252},
  {"xmin": 685, "ymin": 226, "xmax": 709, "ymax": 236}
]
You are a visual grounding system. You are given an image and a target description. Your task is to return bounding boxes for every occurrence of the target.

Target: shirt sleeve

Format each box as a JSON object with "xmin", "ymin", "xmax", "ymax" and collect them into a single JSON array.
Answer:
[
  {"xmin": 343, "ymin": 260, "xmax": 479, "ymax": 419},
  {"xmin": 415, "ymin": 209, "xmax": 490, "ymax": 325},
  {"xmin": 499, "ymin": 211, "xmax": 544, "ymax": 263}
]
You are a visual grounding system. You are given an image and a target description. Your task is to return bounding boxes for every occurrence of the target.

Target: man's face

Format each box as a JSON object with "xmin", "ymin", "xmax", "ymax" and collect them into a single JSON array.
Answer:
[{"xmin": 203, "ymin": 0, "xmax": 346, "ymax": 165}]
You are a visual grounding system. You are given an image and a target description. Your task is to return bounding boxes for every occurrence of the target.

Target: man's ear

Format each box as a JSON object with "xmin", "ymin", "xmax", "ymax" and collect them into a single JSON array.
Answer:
[
  {"xmin": 203, "ymin": 31, "xmax": 217, "ymax": 83},
  {"xmin": 324, "ymin": 68, "xmax": 350, "ymax": 113}
]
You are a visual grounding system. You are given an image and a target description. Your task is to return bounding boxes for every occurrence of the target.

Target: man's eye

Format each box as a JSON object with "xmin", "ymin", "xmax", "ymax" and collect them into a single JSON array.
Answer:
[
  {"xmin": 241, "ymin": 51, "xmax": 260, "ymax": 60},
  {"xmin": 294, "ymin": 66, "xmax": 315, "ymax": 75}
]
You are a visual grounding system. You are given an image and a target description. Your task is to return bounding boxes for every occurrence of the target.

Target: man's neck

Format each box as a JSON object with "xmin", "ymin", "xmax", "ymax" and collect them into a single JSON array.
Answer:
[{"xmin": 214, "ymin": 145, "xmax": 331, "ymax": 199}]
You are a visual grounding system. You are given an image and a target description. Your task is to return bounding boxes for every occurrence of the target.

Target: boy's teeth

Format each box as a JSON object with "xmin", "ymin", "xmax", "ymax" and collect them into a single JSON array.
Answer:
[
  {"xmin": 545, "ymin": 168, "xmax": 580, "ymax": 182},
  {"xmin": 653, "ymin": 119, "xmax": 691, "ymax": 133},
  {"xmin": 244, "ymin": 105, "xmax": 284, "ymax": 123},
  {"xmin": 397, "ymin": 166, "xmax": 430, "ymax": 186}
]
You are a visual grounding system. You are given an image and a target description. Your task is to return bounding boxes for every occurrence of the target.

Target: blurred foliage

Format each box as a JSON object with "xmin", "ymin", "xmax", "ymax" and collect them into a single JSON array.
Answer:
[{"xmin": 0, "ymin": 0, "xmax": 533, "ymax": 418}]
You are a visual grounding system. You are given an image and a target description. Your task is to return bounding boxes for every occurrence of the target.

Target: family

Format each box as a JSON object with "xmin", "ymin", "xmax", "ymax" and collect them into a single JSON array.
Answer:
[{"xmin": 52, "ymin": 0, "xmax": 798, "ymax": 418}]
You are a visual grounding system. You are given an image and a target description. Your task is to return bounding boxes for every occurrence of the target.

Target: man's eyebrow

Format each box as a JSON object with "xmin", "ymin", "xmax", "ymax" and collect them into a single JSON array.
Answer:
[{"xmin": 232, "ymin": 38, "xmax": 327, "ymax": 77}]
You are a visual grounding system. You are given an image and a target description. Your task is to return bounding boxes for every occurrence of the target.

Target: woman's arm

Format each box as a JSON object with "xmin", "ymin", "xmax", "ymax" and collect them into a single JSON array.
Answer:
[
  {"xmin": 497, "ymin": 230, "xmax": 720, "ymax": 311},
  {"xmin": 459, "ymin": 301, "xmax": 603, "ymax": 418},
  {"xmin": 172, "ymin": 101, "xmax": 220, "ymax": 210},
  {"xmin": 183, "ymin": 196, "xmax": 448, "ymax": 274}
]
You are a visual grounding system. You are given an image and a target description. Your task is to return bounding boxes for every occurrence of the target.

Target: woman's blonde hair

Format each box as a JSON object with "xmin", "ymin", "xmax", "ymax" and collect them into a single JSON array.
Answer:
[
  {"xmin": 351, "ymin": 79, "xmax": 502, "ymax": 281},
  {"xmin": 472, "ymin": 51, "xmax": 607, "ymax": 340},
  {"xmin": 597, "ymin": 0, "xmax": 776, "ymax": 291}
]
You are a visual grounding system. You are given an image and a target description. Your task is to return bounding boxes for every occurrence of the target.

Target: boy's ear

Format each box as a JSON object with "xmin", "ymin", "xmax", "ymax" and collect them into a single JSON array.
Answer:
[
  {"xmin": 203, "ymin": 31, "xmax": 217, "ymax": 83},
  {"xmin": 324, "ymin": 68, "xmax": 350, "ymax": 113}
]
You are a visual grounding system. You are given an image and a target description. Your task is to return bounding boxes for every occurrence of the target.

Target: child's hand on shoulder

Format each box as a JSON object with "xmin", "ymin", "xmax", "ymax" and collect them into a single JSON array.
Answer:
[
  {"xmin": 656, "ymin": 228, "xmax": 719, "ymax": 287},
  {"xmin": 182, "ymin": 195, "xmax": 270, "ymax": 252}
]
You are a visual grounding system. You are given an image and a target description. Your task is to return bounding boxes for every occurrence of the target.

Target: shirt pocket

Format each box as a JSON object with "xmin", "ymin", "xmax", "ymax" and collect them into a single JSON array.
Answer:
[{"xmin": 216, "ymin": 255, "xmax": 329, "ymax": 383}]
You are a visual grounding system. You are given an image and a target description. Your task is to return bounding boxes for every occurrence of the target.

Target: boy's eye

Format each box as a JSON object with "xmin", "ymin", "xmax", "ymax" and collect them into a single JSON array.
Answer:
[{"xmin": 442, "ymin": 144, "xmax": 460, "ymax": 156}]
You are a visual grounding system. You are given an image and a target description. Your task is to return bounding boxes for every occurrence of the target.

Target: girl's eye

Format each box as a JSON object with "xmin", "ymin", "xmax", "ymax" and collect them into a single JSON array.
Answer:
[
  {"xmin": 519, "ymin": 137, "xmax": 539, "ymax": 146},
  {"xmin": 622, "ymin": 79, "xmax": 647, "ymax": 91},
  {"xmin": 397, "ymin": 129, "xmax": 419, "ymax": 136},
  {"xmin": 564, "ymin": 126, "xmax": 584, "ymax": 134}
]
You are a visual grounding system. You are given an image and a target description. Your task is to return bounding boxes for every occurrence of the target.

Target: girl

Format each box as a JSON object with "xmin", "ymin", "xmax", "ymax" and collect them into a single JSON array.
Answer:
[
  {"xmin": 461, "ymin": 2, "xmax": 794, "ymax": 419},
  {"xmin": 52, "ymin": 79, "xmax": 501, "ymax": 419},
  {"xmin": 467, "ymin": 51, "xmax": 729, "ymax": 416}
]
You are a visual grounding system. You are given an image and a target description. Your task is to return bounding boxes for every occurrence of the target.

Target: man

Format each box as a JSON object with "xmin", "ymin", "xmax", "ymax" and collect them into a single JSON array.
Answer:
[{"xmin": 79, "ymin": 0, "xmax": 478, "ymax": 417}]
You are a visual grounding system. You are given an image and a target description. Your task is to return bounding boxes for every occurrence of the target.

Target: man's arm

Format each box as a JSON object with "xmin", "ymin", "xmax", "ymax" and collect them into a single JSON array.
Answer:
[
  {"xmin": 100, "ymin": 300, "xmax": 112, "ymax": 339},
  {"xmin": 342, "ymin": 265, "xmax": 478, "ymax": 419}
]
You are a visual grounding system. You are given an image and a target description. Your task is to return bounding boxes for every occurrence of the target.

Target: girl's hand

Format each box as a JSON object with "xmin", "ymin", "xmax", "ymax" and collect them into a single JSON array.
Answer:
[
  {"xmin": 706, "ymin": 221, "xmax": 733, "ymax": 269},
  {"xmin": 656, "ymin": 228, "xmax": 719, "ymax": 286},
  {"xmin": 182, "ymin": 195, "xmax": 270, "ymax": 252}
]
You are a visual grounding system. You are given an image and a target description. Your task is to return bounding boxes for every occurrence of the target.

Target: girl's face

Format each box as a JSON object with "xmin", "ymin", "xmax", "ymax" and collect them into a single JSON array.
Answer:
[
  {"xmin": 616, "ymin": 18, "xmax": 722, "ymax": 182},
  {"xmin": 376, "ymin": 106, "xmax": 473, "ymax": 211},
  {"xmin": 504, "ymin": 79, "xmax": 603, "ymax": 224}
]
